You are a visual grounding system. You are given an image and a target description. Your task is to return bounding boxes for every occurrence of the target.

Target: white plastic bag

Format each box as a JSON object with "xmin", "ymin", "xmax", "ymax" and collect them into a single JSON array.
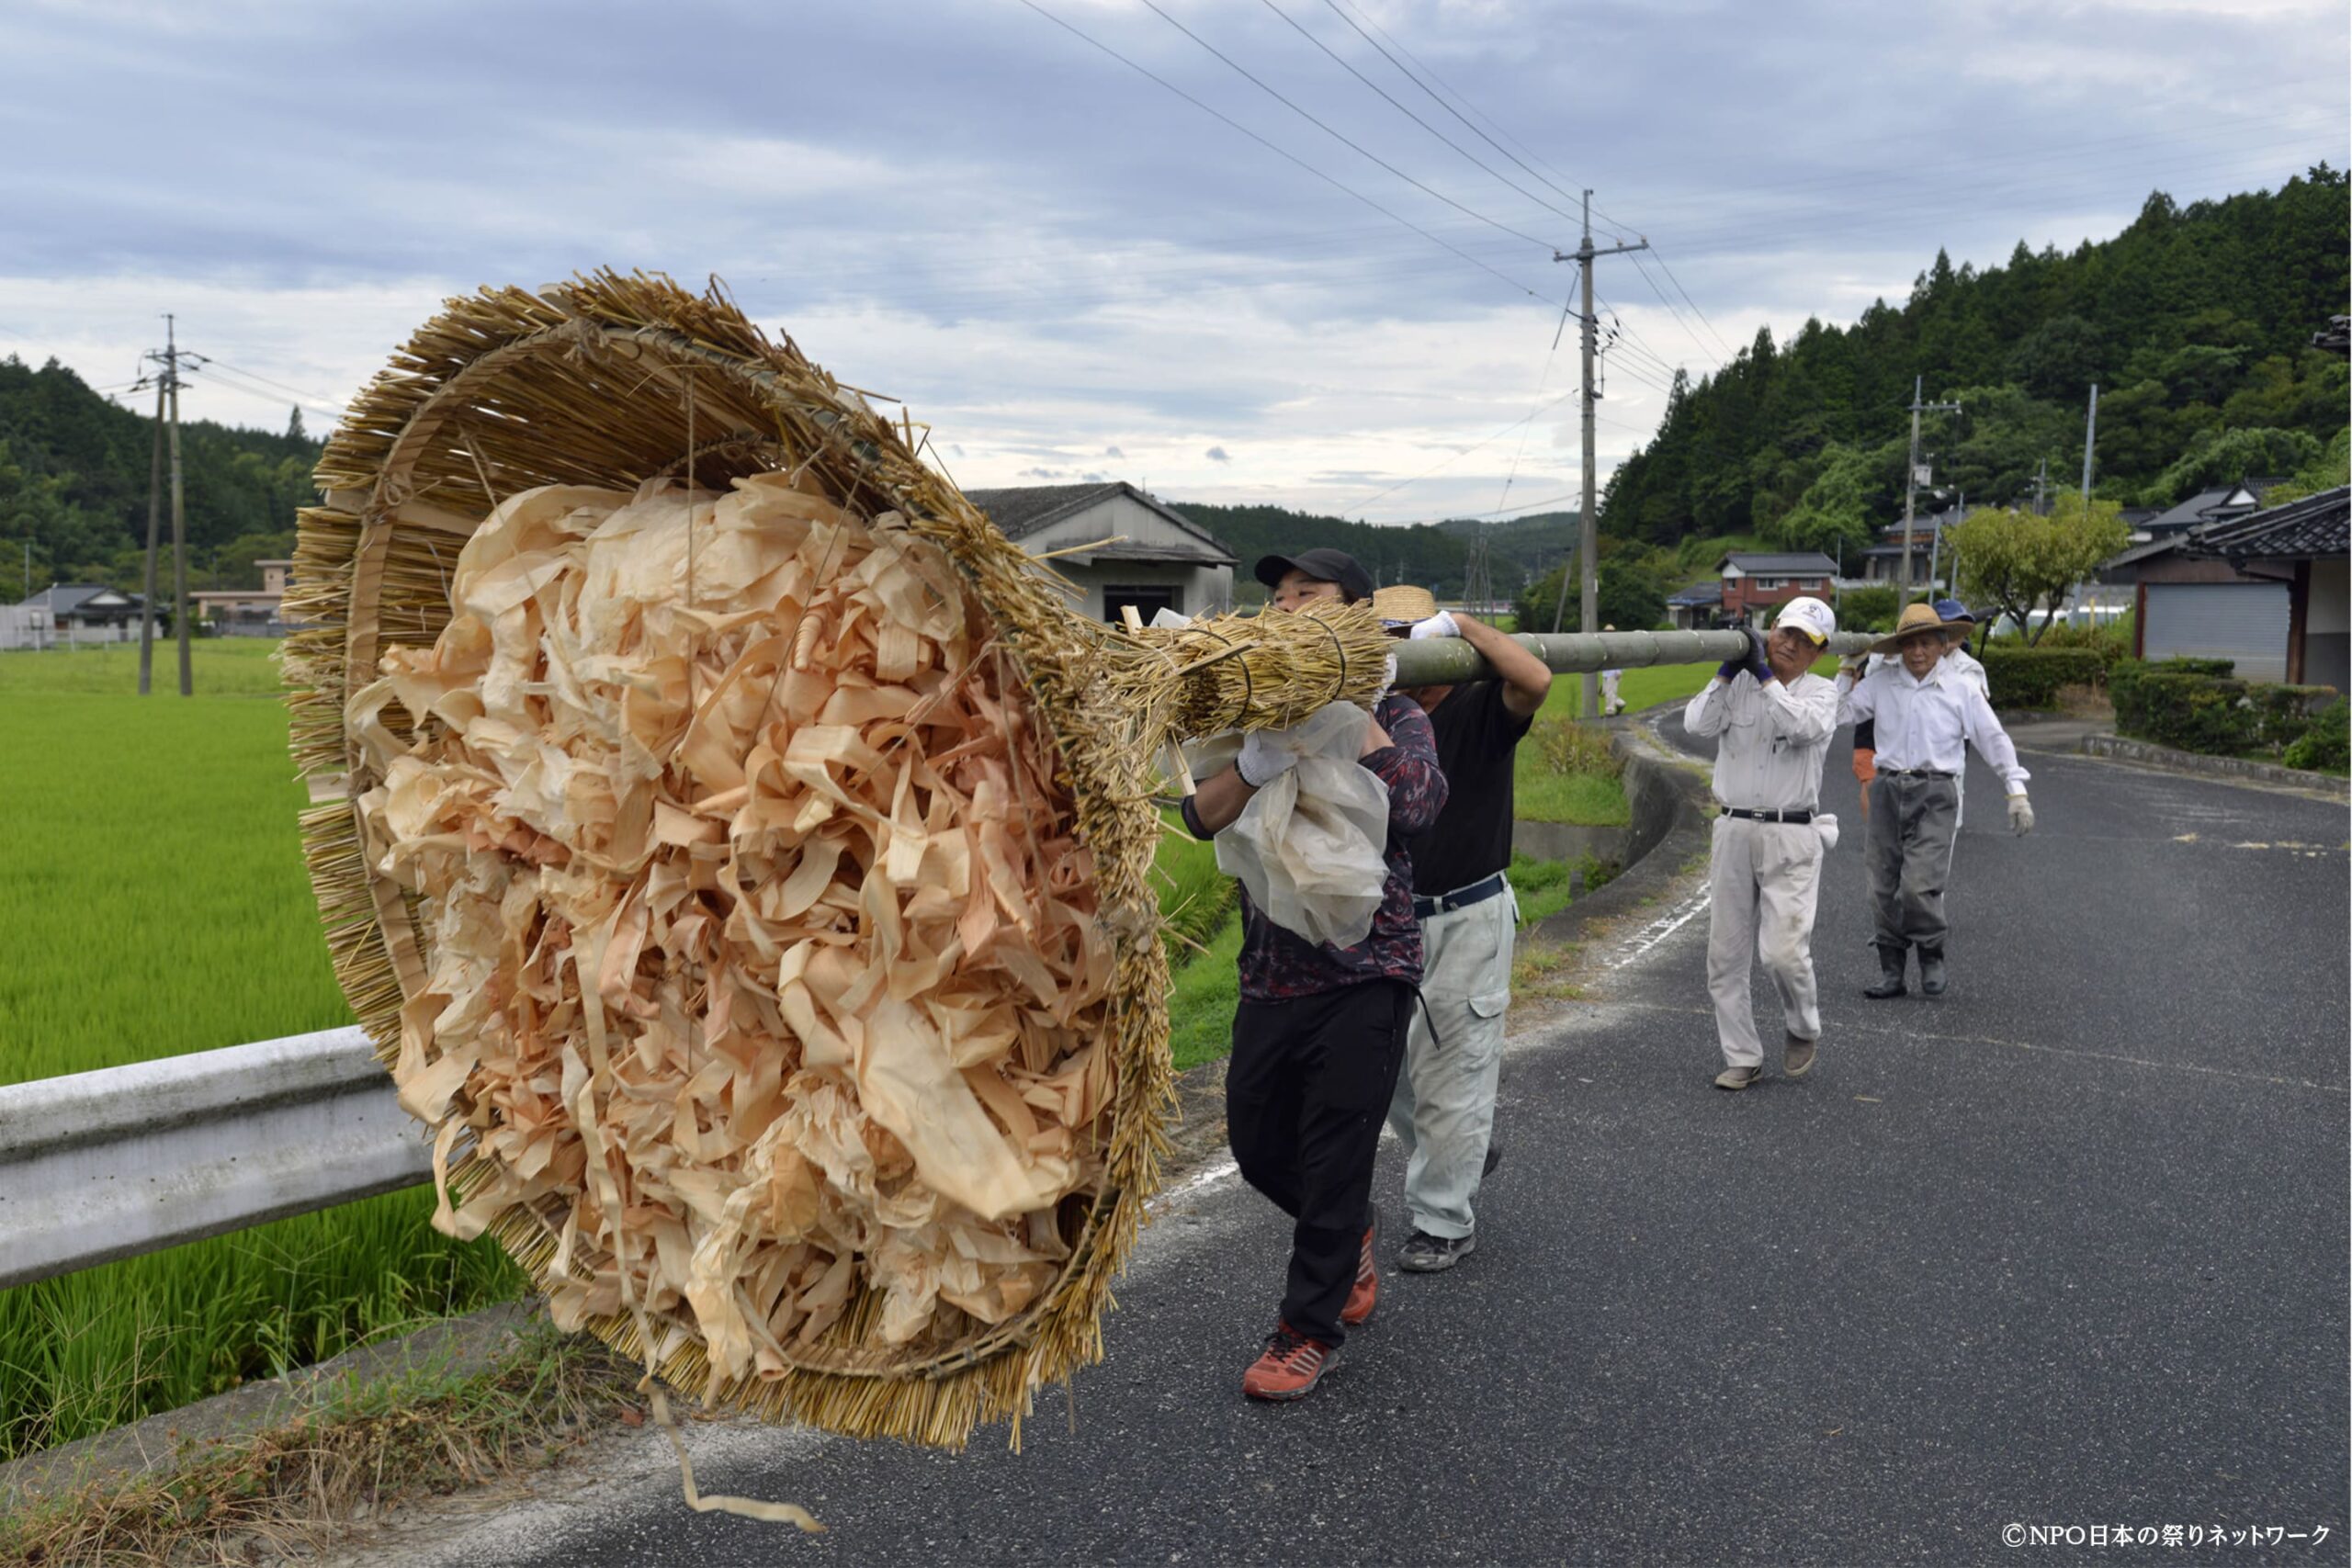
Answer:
[{"xmin": 1183, "ymin": 702, "xmax": 1392, "ymax": 949}]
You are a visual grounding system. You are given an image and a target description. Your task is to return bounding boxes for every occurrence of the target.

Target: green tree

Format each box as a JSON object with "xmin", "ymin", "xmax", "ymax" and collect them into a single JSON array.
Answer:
[
  {"xmin": 1950, "ymin": 495, "xmax": 2130, "ymax": 645},
  {"xmin": 2147, "ymin": 425, "xmax": 2324, "ymax": 503},
  {"xmin": 1767, "ymin": 442, "xmax": 1878, "ymax": 554}
]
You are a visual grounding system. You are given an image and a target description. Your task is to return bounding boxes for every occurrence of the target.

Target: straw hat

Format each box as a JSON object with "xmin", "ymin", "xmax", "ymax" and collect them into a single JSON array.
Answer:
[
  {"xmin": 1370, "ymin": 582, "xmax": 1439, "ymax": 626},
  {"xmin": 1870, "ymin": 600, "xmax": 1970, "ymax": 655}
]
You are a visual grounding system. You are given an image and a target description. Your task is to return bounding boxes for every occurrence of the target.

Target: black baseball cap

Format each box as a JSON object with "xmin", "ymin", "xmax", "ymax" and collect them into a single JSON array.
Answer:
[{"xmin": 1253, "ymin": 547, "xmax": 1374, "ymax": 603}]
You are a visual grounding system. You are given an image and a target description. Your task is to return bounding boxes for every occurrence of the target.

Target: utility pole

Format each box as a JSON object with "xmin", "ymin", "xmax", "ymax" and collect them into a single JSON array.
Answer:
[
  {"xmin": 1901, "ymin": 376, "xmax": 1962, "ymax": 603},
  {"xmin": 138, "ymin": 378, "xmax": 165, "ymax": 693},
  {"xmin": 2079, "ymin": 383, "xmax": 2099, "ymax": 506},
  {"xmin": 143, "ymin": 315, "xmax": 193, "ymax": 695},
  {"xmin": 1555, "ymin": 191, "xmax": 1646, "ymax": 717},
  {"xmin": 2033, "ymin": 458, "xmax": 2049, "ymax": 516}
]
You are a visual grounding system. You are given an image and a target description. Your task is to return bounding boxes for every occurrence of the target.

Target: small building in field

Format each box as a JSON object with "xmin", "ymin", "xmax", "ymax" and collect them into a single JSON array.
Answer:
[
  {"xmin": 961, "ymin": 483, "xmax": 1235, "ymax": 624},
  {"xmin": 1716, "ymin": 552, "xmax": 1838, "ymax": 622},
  {"xmin": 189, "ymin": 558, "xmax": 295, "ymax": 637},
  {"xmin": 2102, "ymin": 486, "xmax": 2348, "ymax": 686},
  {"xmin": 1856, "ymin": 506, "xmax": 1958, "ymax": 586},
  {"xmin": 21, "ymin": 583, "xmax": 146, "ymax": 641}
]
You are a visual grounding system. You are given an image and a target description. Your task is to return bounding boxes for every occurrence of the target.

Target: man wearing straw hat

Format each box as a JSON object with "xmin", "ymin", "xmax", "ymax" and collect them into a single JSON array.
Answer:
[
  {"xmin": 1847, "ymin": 599, "xmax": 1986, "ymax": 824},
  {"xmin": 1685, "ymin": 596, "xmax": 1842, "ymax": 1090},
  {"xmin": 1369, "ymin": 583, "xmax": 1551, "ymax": 1274},
  {"xmin": 1182, "ymin": 548, "xmax": 1449, "ymax": 1401},
  {"xmin": 1839, "ymin": 601, "xmax": 2034, "ymax": 1000}
]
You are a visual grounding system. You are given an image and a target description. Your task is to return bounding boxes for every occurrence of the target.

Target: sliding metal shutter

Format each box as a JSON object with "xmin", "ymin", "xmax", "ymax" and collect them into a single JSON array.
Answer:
[{"xmin": 2143, "ymin": 582, "xmax": 2290, "ymax": 681}]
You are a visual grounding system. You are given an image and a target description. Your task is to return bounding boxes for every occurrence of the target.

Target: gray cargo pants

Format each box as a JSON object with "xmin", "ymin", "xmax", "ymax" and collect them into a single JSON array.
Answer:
[
  {"xmin": 1865, "ymin": 772, "xmax": 1961, "ymax": 953},
  {"xmin": 1385, "ymin": 881, "xmax": 1517, "ymax": 1242}
]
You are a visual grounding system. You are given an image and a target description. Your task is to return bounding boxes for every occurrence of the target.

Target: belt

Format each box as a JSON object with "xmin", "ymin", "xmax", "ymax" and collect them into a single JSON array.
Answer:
[
  {"xmin": 1722, "ymin": 807, "xmax": 1813, "ymax": 824},
  {"xmin": 1880, "ymin": 767, "xmax": 1957, "ymax": 779},
  {"xmin": 1413, "ymin": 872, "xmax": 1507, "ymax": 920}
]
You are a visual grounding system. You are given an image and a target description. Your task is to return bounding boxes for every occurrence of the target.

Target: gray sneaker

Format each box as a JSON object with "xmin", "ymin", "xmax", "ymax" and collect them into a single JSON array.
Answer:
[
  {"xmin": 1713, "ymin": 1064, "xmax": 1763, "ymax": 1091},
  {"xmin": 1399, "ymin": 1230, "xmax": 1476, "ymax": 1272},
  {"xmin": 1784, "ymin": 1033, "xmax": 1817, "ymax": 1078}
]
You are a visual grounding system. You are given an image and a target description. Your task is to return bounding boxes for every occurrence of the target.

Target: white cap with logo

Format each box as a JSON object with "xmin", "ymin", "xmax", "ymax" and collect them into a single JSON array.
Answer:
[{"xmin": 1774, "ymin": 595, "xmax": 1837, "ymax": 646}]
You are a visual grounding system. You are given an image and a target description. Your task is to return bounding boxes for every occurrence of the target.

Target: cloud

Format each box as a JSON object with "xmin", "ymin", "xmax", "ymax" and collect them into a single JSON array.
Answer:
[{"xmin": 0, "ymin": 0, "xmax": 2338, "ymax": 527}]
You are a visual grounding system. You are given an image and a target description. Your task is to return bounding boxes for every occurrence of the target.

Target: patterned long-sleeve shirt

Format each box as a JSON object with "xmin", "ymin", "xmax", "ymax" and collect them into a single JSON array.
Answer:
[{"xmin": 1182, "ymin": 693, "xmax": 1448, "ymax": 1001}]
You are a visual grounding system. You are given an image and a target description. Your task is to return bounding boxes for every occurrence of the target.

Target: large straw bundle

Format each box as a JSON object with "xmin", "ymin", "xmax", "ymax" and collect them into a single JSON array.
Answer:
[{"xmin": 285, "ymin": 272, "xmax": 1389, "ymax": 1454}]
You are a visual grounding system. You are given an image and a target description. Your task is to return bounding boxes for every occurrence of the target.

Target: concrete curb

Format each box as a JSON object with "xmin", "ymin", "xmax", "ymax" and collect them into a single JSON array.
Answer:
[
  {"xmin": 2080, "ymin": 732, "xmax": 2348, "ymax": 797},
  {"xmin": 1525, "ymin": 717, "xmax": 1713, "ymax": 948},
  {"xmin": 0, "ymin": 1303, "xmax": 549, "ymax": 1509}
]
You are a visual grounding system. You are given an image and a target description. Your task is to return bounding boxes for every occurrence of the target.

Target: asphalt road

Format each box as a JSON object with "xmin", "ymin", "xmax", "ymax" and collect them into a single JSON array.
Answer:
[{"xmin": 384, "ymin": 722, "xmax": 2349, "ymax": 1568}]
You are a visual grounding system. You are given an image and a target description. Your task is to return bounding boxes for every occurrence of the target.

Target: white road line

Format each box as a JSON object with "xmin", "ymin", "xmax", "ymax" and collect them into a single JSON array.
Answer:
[
  {"xmin": 1606, "ymin": 887, "xmax": 1710, "ymax": 969},
  {"xmin": 1150, "ymin": 1156, "xmax": 1239, "ymax": 1209}
]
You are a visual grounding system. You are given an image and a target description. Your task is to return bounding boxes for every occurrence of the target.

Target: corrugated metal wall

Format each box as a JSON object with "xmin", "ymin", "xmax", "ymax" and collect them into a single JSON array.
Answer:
[{"xmin": 2143, "ymin": 581, "xmax": 2290, "ymax": 681}]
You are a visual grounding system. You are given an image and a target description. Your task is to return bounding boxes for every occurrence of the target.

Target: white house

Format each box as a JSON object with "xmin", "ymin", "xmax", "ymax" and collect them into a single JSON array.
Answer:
[{"xmin": 962, "ymin": 483, "xmax": 1236, "ymax": 624}]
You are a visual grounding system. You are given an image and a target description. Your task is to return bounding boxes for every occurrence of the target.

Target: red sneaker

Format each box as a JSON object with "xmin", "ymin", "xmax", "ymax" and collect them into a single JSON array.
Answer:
[
  {"xmin": 1242, "ymin": 1323, "xmax": 1340, "ymax": 1402},
  {"xmin": 1340, "ymin": 1215, "xmax": 1378, "ymax": 1326}
]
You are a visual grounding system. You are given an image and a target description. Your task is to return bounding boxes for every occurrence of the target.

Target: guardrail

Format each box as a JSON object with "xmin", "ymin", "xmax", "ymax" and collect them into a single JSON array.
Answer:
[
  {"xmin": 0, "ymin": 1027, "xmax": 429, "ymax": 1290},
  {"xmin": 1, "ymin": 627, "xmax": 1883, "ymax": 1290}
]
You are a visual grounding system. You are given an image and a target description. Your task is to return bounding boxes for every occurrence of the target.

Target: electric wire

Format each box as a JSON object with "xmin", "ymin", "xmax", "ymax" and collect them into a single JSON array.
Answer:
[
  {"xmin": 1016, "ymin": 0, "xmax": 1561, "ymax": 304},
  {"xmin": 1130, "ymin": 0, "xmax": 1568, "ymax": 254}
]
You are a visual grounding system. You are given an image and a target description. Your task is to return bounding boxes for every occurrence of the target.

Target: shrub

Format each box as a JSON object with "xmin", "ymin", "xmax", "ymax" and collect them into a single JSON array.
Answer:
[
  {"xmin": 2109, "ymin": 661, "xmax": 2335, "ymax": 756},
  {"xmin": 1536, "ymin": 716, "xmax": 1623, "ymax": 779},
  {"xmin": 2281, "ymin": 699, "xmax": 2350, "ymax": 773},
  {"xmin": 1979, "ymin": 646, "xmax": 2109, "ymax": 709}
]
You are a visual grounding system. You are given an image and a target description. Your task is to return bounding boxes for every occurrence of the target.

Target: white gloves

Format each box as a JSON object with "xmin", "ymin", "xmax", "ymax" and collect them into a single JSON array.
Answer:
[
  {"xmin": 1408, "ymin": 611, "xmax": 1462, "ymax": 640},
  {"xmin": 2007, "ymin": 793, "xmax": 2035, "ymax": 835},
  {"xmin": 1237, "ymin": 730, "xmax": 1300, "ymax": 790}
]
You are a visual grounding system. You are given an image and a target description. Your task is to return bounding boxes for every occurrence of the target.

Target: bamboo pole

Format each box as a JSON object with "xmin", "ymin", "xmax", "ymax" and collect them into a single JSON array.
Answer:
[{"xmin": 1389, "ymin": 627, "xmax": 1877, "ymax": 687}]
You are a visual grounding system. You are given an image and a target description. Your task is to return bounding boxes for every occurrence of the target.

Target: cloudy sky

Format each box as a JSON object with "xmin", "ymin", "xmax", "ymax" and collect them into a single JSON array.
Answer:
[{"xmin": 1, "ymin": 0, "xmax": 2342, "ymax": 524}]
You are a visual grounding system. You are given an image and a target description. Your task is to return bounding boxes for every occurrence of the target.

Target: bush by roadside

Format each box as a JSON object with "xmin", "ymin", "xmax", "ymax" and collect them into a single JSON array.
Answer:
[
  {"xmin": 1980, "ymin": 646, "xmax": 2109, "ymax": 709},
  {"xmin": 2281, "ymin": 698, "xmax": 2349, "ymax": 773},
  {"xmin": 2109, "ymin": 659, "xmax": 2339, "ymax": 760}
]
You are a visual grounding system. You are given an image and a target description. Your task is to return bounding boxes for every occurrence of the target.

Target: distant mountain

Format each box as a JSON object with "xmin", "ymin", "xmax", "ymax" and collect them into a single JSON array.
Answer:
[
  {"xmin": 1602, "ymin": 166, "xmax": 2350, "ymax": 555},
  {"xmin": 0, "ymin": 355, "xmax": 322, "ymax": 598},
  {"xmin": 1168, "ymin": 502, "xmax": 1579, "ymax": 600}
]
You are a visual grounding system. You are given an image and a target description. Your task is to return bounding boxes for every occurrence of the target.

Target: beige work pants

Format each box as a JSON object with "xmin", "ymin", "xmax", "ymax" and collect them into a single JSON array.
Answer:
[{"xmin": 1706, "ymin": 815, "xmax": 1824, "ymax": 1068}]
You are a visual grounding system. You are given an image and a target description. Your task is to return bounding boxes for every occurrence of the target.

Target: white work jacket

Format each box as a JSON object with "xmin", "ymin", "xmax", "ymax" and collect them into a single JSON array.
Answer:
[
  {"xmin": 1683, "ymin": 670, "xmax": 1838, "ymax": 812},
  {"xmin": 1838, "ymin": 660, "xmax": 2030, "ymax": 794}
]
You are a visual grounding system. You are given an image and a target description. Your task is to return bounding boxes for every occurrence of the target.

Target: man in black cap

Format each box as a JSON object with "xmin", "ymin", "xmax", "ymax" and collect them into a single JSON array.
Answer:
[
  {"xmin": 1252, "ymin": 547, "xmax": 1376, "ymax": 609},
  {"xmin": 1181, "ymin": 548, "xmax": 1446, "ymax": 1400}
]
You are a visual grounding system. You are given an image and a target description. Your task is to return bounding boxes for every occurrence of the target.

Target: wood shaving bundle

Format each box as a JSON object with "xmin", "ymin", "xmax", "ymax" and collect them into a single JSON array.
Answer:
[{"xmin": 347, "ymin": 474, "xmax": 1114, "ymax": 1390}]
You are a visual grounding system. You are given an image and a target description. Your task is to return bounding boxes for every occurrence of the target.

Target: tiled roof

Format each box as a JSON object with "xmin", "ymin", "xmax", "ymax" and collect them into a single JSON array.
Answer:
[
  {"xmin": 1720, "ymin": 552, "xmax": 1838, "ymax": 574},
  {"xmin": 1666, "ymin": 581, "xmax": 1722, "ymax": 605},
  {"xmin": 2185, "ymin": 486, "xmax": 2349, "ymax": 562}
]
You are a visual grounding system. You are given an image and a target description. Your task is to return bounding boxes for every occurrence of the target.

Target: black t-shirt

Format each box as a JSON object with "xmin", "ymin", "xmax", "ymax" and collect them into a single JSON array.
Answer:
[{"xmin": 1412, "ymin": 679, "xmax": 1533, "ymax": 896}]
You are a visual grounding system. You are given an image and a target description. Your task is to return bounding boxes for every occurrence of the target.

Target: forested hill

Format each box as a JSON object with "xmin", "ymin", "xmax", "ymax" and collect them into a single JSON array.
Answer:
[
  {"xmin": 1603, "ymin": 166, "xmax": 2350, "ymax": 554},
  {"xmin": 0, "ymin": 356, "xmax": 322, "ymax": 598},
  {"xmin": 1166, "ymin": 502, "xmax": 1577, "ymax": 601}
]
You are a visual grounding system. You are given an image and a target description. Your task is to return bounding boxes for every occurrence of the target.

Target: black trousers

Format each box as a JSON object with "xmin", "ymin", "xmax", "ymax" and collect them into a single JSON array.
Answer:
[{"xmin": 1226, "ymin": 978, "xmax": 1412, "ymax": 1346}]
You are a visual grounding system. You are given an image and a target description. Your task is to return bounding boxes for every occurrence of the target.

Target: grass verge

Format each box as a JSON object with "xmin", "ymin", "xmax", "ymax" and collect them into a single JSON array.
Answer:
[{"xmin": 0, "ymin": 1315, "xmax": 638, "ymax": 1568}]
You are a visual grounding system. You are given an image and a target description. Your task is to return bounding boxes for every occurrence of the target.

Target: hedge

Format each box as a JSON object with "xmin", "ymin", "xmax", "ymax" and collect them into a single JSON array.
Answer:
[
  {"xmin": 2281, "ymin": 698, "xmax": 2349, "ymax": 773},
  {"xmin": 2109, "ymin": 659, "xmax": 2338, "ymax": 757},
  {"xmin": 1978, "ymin": 646, "xmax": 2109, "ymax": 709}
]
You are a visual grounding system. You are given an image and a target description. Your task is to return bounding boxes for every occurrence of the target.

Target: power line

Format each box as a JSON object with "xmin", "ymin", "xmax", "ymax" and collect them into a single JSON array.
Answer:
[
  {"xmin": 1131, "ymin": 0, "xmax": 1568, "ymax": 254},
  {"xmin": 1261, "ymin": 0, "xmax": 1588, "ymax": 232},
  {"xmin": 1644, "ymin": 245, "xmax": 1737, "ymax": 359},
  {"xmin": 1320, "ymin": 0, "xmax": 1635, "ymax": 247},
  {"xmin": 1016, "ymin": 0, "xmax": 1560, "ymax": 305}
]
